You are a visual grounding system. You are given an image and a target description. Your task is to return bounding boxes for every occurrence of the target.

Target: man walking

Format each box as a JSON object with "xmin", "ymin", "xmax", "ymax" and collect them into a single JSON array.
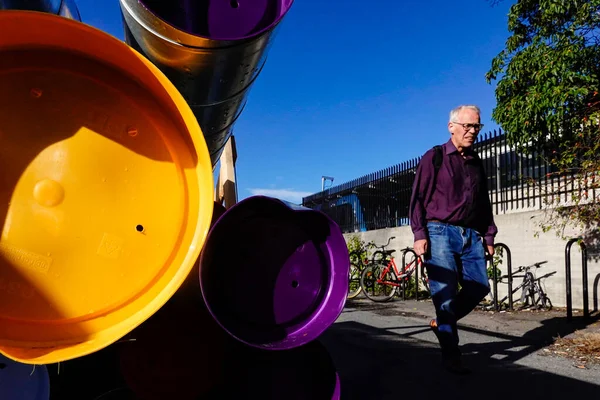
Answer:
[{"xmin": 409, "ymin": 104, "xmax": 498, "ymax": 374}]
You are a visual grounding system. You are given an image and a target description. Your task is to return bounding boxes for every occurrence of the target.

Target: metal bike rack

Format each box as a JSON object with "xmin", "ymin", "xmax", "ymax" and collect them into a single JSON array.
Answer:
[
  {"xmin": 486, "ymin": 255, "xmax": 499, "ymax": 311},
  {"xmin": 565, "ymin": 238, "xmax": 589, "ymax": 321},
  {"xmin": 492, "ymin": 243, "xmax": 513, "ymax": 311},
  {"xmin": 402, "ymin": 248, "xmax": 419, "ymax": 301},
  {"xmin": 594, "ymin": 274, "xmax": 599, "ymax": 314}
]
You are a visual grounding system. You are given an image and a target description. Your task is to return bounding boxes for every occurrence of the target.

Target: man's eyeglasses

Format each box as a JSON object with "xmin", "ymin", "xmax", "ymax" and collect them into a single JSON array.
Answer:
[{"xmin": 453, "ymin": 122, "xmax": 484, "ymax": 131}]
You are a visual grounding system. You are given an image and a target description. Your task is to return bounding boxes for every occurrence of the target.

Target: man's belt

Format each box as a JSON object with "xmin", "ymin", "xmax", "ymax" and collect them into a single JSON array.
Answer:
[{"xmin": 427, "ymin": 219, "xmax": 445, "ymax": 223}]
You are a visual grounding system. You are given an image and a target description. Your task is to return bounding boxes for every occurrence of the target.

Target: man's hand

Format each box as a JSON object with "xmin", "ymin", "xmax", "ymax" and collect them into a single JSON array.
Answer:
[
  {"xmin": 414, "ymin": 239, "xmax": 428, "ymax": 257},
  {"xmin": 486, "ymin": 244, "xmax": 495, "ymax": 257}
]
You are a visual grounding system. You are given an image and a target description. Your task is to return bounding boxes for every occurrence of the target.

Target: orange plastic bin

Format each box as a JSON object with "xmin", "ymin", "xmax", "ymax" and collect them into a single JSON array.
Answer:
[{"xmin": 0, "ymin": 11, "xmax": 214, "ymax": 364}]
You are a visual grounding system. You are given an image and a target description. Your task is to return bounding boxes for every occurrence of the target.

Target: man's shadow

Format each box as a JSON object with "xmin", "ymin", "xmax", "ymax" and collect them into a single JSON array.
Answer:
[
  {"xmin": 459, "ymin": 313, "xmax": 600, "ymax": 364},
  {"xmin": 323, "ymin": 315, "xmax": 600, "ymax": 400}
]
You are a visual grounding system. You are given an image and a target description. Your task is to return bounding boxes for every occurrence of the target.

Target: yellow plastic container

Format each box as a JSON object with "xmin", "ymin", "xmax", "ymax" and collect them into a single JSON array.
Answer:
[{"xmin": 0, "ymin": 11, "xmax": 214, "ymax": 364}]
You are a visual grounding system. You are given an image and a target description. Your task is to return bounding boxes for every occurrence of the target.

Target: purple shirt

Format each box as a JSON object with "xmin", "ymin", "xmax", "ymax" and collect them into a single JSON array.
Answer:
[{"xmin": 409, "ymin": 139, "xmax": 498, "ymax": 246}]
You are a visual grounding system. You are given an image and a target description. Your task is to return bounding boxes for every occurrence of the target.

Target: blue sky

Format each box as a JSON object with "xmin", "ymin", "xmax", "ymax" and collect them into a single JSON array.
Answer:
[{"xmin": 76, "ymin": 0, "xmax": 513, "ymax": 204}]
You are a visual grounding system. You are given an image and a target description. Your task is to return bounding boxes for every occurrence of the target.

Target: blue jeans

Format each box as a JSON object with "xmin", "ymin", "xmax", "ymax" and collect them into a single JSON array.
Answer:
[{"xmin": 424, "ymin": 222, "xmax": 490, "ymax": 359}]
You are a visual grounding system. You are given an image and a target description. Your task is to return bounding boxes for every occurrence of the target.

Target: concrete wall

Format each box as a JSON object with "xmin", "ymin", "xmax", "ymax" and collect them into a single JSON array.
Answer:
[{"xmin": 344, "ymin": 210, "xmax": 600, "ymax": 311}]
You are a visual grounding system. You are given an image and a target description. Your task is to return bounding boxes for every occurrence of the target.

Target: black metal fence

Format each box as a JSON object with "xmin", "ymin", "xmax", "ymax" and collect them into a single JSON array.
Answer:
[{"xmin": 302, "ymin": 129, "xmax": 572, "ymax": 233}]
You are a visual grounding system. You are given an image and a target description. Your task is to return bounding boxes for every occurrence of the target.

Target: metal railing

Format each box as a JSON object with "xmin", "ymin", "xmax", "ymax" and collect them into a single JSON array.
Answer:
[{"xmin": 302, "ymin": 129, "xmax": 585, "ymax": 234}]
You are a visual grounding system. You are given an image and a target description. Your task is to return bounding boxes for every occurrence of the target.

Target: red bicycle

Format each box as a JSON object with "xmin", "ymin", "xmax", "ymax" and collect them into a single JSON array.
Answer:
[{"xmin": 360, "ymin": 244, "xmax": 429, "ymax": 302}]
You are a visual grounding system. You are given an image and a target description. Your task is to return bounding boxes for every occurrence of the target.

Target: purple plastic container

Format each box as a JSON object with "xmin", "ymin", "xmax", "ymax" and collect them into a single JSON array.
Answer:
[
  {"xmin": 0, "ymin": 354, "xmax": 49, "ymax": 400},
  {"xmin": 199, "ymin": 196, "xmax": 349, "ymax": 350}
]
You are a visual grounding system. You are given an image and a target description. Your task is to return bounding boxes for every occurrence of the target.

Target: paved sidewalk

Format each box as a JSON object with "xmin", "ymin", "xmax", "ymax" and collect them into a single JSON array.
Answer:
[{"xmin": 320, "ymin": 298, "xmax": 600, "ymax": 400}]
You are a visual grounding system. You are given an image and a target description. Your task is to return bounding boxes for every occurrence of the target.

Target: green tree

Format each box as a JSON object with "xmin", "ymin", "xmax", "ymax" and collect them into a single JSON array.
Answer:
[
  {"xmin": 486, "ymin": 0, "xmax": 600, "ymax": 237},
  {"xmin": 346, "ymin": 235, "xmax": 372, "ymax": 264}
]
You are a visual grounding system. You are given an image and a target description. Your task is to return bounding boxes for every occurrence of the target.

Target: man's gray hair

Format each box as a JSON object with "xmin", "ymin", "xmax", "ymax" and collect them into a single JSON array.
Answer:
[{"xmin": 449, "ymin": 105, "xmax": 481, "ymax": 122}]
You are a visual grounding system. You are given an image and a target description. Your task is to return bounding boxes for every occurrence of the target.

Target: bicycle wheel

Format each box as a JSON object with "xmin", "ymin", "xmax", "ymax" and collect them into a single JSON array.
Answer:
[
  {"xmin": 541, "ymin": 295, "xmax": 553, "ymax": 310},
  {"xmin": 360, "ymin": 263, "xmax": 397, "ymax": 302},
  {"xmin": 518, "ymin": 287, "xmax": 530, "ymax": 309},
  {"xmin": 347, "ymin": 262, "xmax": 363, "ymax": 299},
  {"xmin": 532, "ymin": 282, "xmax": 553, "ymax": 310}
]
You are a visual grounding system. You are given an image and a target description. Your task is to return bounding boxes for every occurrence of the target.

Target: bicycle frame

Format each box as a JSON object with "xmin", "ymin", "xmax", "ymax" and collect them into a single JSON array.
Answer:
[
  {"xmin": 376, "ymin": 255, "xmax": 425, "ymax": 287},
  {"xmin": 375, "ymin": 258, "xmax": 402, "ymax": 287},
  {"xmin": 486, "ymin": 263, "xmax": 556, "ymax": 311}
]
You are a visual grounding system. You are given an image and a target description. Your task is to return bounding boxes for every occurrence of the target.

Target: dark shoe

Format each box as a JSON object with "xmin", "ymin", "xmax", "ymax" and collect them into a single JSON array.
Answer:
[
  {"xmin": 429, "ymin": 319, "xmax": 442, "ymax": 341},
  {"xmin": 442, "ymin": 357, "xmax": 471, "ymax": 375},
  {"xmin": 431, "ymin": 319, "xmax": 466, "ymax": 373}
]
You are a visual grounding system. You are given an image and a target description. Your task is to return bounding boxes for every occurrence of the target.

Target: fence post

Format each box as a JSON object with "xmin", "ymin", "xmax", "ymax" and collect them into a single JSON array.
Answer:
[
  {"xmin": 565, "ymin": 238, "xmax": 589, "ymax": 321},
  {"xmin": 494, "ymin": 243, "xmax": 513, "ymax": 311}
]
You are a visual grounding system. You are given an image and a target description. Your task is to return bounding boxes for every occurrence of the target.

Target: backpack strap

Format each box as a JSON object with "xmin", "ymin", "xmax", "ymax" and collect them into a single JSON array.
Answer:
[
  {"xmin": 426, "ymin": 145, "xmax": 444, "ymax": 206},
  {"xmin": 432, "ymin": 145, "xmax": 443, "ymax": 171}
]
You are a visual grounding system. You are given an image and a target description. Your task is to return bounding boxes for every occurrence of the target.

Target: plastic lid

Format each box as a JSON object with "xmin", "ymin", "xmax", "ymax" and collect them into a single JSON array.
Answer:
[{"xmin": 0, "ymin": 11, "xmax": 213, "ymax": 364}]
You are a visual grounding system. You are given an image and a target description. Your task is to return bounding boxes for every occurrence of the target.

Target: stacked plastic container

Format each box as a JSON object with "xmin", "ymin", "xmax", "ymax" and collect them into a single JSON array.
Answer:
[{"xmin": 0, "ymin": 2, "xmax": 349, "ymax": 399}]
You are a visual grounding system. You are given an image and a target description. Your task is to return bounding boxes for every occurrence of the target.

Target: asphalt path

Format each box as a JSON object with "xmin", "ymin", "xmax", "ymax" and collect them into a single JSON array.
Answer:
[{"xmin": 320, "ymin": 299, "xmax": 600, "ymax": 400}]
